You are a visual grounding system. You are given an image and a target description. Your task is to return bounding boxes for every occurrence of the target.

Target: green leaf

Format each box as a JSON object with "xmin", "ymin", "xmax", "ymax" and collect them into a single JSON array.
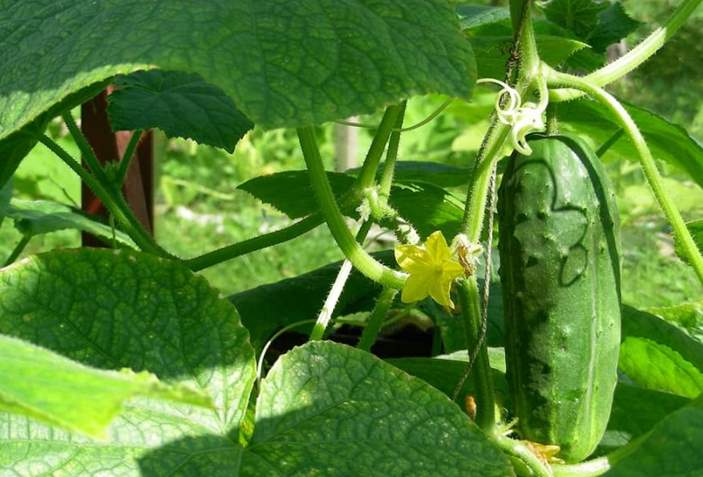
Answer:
[
  {"xmin": 622, "ymin": 304, "xmax": 703, "ymax": 372},
  {"xmin": 601, "ymin": 382, "xmax": 690, "ymax": 452},
  {"xmin": 239, "ymin": 341, "xmax": 514, "ymax": 477},
  {"xmin": 558, "ymin": 98, "xmax": 703, "ymax": 188},
  {"xmin": 353, "ymin": 161, "xmax": 472, "ymax": 188},
  {"xmin": 230, "ymin": 252, "xmax": 394, "ymax": 350},
  {"xmin": 456, "ymin": 5, "xmax": 510, "ymax": 30},
  {"xmin": 239, "ymin": 170, "xmax": 465, "ymax": 239},
  {"xmin": 542, "ymin": 0, "xmax": 607, "ymax": 39},
  {"xmin": 0, "ymin": 0, "xmax": 475, "ymax": 139},
  {"xmin": 238, "ymin": 170, "xmax": 355, "ymax": 219},
  {"xmin": 588, "ymin": 3, "xmax": 641, "ymax": 52},
  {"xmin": 108, "ymin": 70, "xmax": 253, "ymax": 152},
  {"xmin": 6, "ymin": 199, "xmax": 135, "ymax": 246},
  {"xmin": 603, "ymin": 395, "xmax": 703, "ymax": 477},
  {"xmin": 388, "ymin": 350, "xmax": 509, "ymax": 404},
  {"xmin": 0, "ymin": 334, "xmax": 212, "ymax": 438},
  {"xmin": 619, "ymin": 337, "xmax": 703, "ymax": 398},
  {"xmin": 0, "ymin": 120, "xmax": 45, "ymax": 189},
  {"xmin": 0, "ymin": 249, "xmax": 256, "ymax": 475},
  {"xmin": 466, "ymin": 19, "xmax": 588, "ymax": 79},
  {"xmin": 647, "ymin": 300, "xmax": 703, "ymax": 343}
]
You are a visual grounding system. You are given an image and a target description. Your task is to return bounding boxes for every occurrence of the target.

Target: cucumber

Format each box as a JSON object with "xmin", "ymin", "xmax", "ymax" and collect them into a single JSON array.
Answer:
[{"xmin": 498, "ymin": 134, "xmax": 621, "ymax": 463}]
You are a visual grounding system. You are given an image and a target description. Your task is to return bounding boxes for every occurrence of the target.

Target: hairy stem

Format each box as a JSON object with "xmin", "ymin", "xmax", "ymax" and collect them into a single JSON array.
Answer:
[
  {"xmin": 357, "ymin": 287, "xmax": 398, "ymax": 351},
  {"xmin": 297, "ymin": 127, "xmax": 406, "ymax": 289},
  {"xmin": 494, "ymin": 436, "xmax": 553, "ymax": 477},
  {"xmin": 551, "ymin": 0, "xmax": 703, "ymax": 102},
  {"xmin": 455, "ymin": 278, "xmax": 496, "ymax": 432},
  {"xmin": 36, "ymin": 134, "xmax": 166, "ymax": 256},
  {"xmin": 545, "ymin": 66, "xmax": 703, "ymax": 285},
  {"xmin": 187, "ymin": 214, "xmax": 322, "ymax": 271}
]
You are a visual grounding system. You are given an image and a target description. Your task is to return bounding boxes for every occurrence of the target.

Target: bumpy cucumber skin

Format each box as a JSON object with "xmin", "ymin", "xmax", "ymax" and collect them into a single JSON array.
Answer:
[{"xmin": 498, "ymin": 135, "xmax": 621, "ymax": 463}]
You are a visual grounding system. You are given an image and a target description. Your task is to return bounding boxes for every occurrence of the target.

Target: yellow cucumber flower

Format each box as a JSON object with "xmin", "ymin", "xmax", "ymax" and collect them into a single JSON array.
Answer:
[{"xmin": 394, "ymin": 231, "xmax": 464, "ymax": 308}]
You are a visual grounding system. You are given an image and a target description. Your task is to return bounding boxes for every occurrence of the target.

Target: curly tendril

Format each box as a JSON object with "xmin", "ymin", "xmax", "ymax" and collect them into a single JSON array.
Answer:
[{"xmin": 476, "ymin": 78, "xmax": 549, "ymax": 155}]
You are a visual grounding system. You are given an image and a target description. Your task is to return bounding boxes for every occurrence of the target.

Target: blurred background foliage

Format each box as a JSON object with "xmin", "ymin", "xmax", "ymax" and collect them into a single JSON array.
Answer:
[{"xmin": 1, "ymin": 0, "xmax": 701, "ymax": 307}]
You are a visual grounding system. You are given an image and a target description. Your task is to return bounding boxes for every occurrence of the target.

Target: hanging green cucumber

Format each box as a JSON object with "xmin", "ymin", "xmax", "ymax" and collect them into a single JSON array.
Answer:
[{"xmin": 498, "ymin": 134, "xmax": 622, "ymax": 463}]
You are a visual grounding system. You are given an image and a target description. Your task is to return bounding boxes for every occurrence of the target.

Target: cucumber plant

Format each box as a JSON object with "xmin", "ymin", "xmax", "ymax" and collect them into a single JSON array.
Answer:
[{"xmin": 0, "ymin": 1, "xmax": 702, "ymax": 476}]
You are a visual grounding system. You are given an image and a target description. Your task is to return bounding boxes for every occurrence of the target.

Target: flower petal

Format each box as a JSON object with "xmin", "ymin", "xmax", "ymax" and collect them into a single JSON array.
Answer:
[
  {"xmin": 401, "ymin": 272, "xmax": 434, "ymax": 304},
  {"xmin": 428, "ymin": 274, "xmax": 455, "ymax": 309},
  {"xmin": 425, "ymin": 231, "xmax": 451, "ymax": 262},
  {"xmin": 395, "ymin": 244, "xmax": 431, "ymax": 274},
  {"xmin": 442, "ymin": 258, "xmax": 465, "ymax": 279}
]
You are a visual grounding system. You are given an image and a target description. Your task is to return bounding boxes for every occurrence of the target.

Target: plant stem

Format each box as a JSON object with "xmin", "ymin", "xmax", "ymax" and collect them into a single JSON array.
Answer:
[
  {"xmin": 551, "ymin": 0, "xmax": 703, "ymax": 102},
  {"xmin": 297, "ymin": 127, "xmax": 406, "ymax": 289},
  {"xmin": 357, "ymin": 287, "xmax": 398, "ymax": 351},
  {"xmin": 378, "ymin": 101, "xmax": 406, "ymax": 197},
  {"xmin": 494, "ymin": 436, "xmax": 553, "ymax": 477},
  {"xmin": 455, "ymin": 278, "xmax": 496, "ymax": 432},
  {"xmin": 35, "ymin": 134, "xmax": 166, "ymax": 256},
  {"xmin": 310, "ymin": 220, "xmax": 373, "ymax": 340},
  {"xmin": 544, "ymin": 66, "xmax": 703, "ymax": 285},
  {"xmin": 595, "ymin": 128, "xmax": 625, "ymax": 157},
  {"xmin": 187, "ymin": 214, "xmax": 322, "ymax": 271},
  {"xmin": 3, "ymin": 235, "xmax": 31, "ymax": 267},
  {"xmin": 356, "ymin": 105, "xmax": 403, "ymax": 189},
  {"xmin": 116, "ymin": 129, "xmax": 143, "ymax": 186},
  {"xmin": 62, "ymin": 112, "xmax": 106, "ymax": 178}
]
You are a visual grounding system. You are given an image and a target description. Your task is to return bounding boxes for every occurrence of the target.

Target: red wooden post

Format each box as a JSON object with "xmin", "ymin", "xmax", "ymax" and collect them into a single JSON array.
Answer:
[{"xmin": 80, "ymin": 90, "xmax": 154, "ymax": 246}]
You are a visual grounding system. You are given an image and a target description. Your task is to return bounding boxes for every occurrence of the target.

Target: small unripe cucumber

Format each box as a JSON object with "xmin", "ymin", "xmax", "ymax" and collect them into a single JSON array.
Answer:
[{"xmin": 498, "ymin": 134, "xmax": 621, "ymax": 463}]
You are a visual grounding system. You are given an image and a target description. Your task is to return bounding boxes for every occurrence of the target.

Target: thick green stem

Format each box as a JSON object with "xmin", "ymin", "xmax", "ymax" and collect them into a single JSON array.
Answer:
[
  {"xmin": 494, "ymin": 436, "xmax": 553, "ymax": 477},
  {"xmin": 187, "ymin": 214, "xmax": 322, "ymax": 272},
  {"xmin": 297, "ymin": 127, "xmax": 406, "ymax": 289},
  {"xmin": 456, "ymin": 278, "xmax": 496, "ymax": 432},
  {"xmin": 310, "ymin": 220, "xmax": 373, "ymax": 341},
  {"xmin": 36, "ymin": 135, "xmax": 166, "ymax": 256},
  {"xmin": 551, "ymin": 0, "xmax": 703, "ymax": 102},
  {"xmin": 357, "ymin": 287, "xmax": 398, "ymax": 351},
  {"xmin": 116, "ymin": 129, "xmax": 143, "ymax": 186},
  {"xmin": 3, "ymin": 235, "xmax": 31, "ymax": 267},
  {"xmin": 544, "ymin": 66, "xmax": 703, "ymax": 285}
]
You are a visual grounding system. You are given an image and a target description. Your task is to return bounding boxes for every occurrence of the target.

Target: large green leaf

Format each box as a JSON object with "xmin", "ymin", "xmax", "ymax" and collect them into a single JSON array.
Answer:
[
  {"xmin": 237, "ymin": 342, "xmax": 514, "ymax": 477},
  {"xmin": 238, "ymin": 170, "xmax": 355, "ymax": 219},
  {"xmin": 558, "ymin": 98, "xmax": 703, "ymax": 189},
  {"xmin": 622, "ymin": 304, "xmax": 703, "ymax": 372},
  {"xmin": 542, "ymin": 0, "xmax": 607, "ymax": 39},
  {"xmin": 619, "ymin": 337, "xmax": 703, "ymax": 399},
  {"xmin": 603, "ymin": 395, "xmax": 703, "ymax": 477},
  {"xmin": 108, "ymin": 70, "xmax": 253, "ymax": 152},
  {"xmin": 601, "ymin": 383, "xmax": 690, "ymax": 452},
  {"xmin": 587, "ymin": 2, "xmax": 640, "ymax": 52},
  {"xmin": 0, "ymin": 334, "xmax": 212, "ymax": 438},
  {"xmin": 0, "ymin": 0, "xmax": 475, "ymax": 140},
  {"xmin": 239, "ymin": 170, "xmax": 465, "ymax": 239},
  {"xmin": 388, "ymin": 351, "xmax": 510, "ymax": 406},
  {"xmin": 6, "ymin": 199, "xmax": 135, "ymax": 246},
  {"xmin": 0, "ymin": 249, "xmax": 256, "ymax": 475}
]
